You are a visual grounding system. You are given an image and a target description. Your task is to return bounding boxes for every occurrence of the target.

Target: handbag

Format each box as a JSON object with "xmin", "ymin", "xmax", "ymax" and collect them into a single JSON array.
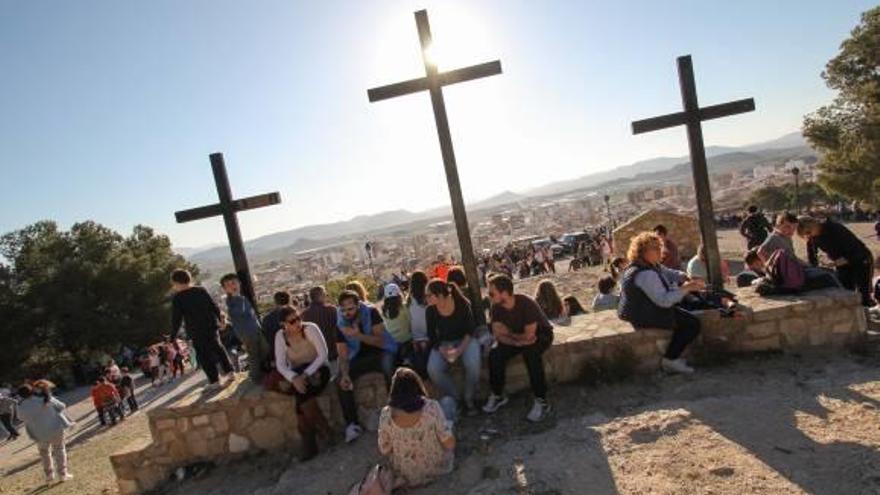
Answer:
[{"xmin": 349, "ymin": 463, "xmax": 393, "ymax": 495}]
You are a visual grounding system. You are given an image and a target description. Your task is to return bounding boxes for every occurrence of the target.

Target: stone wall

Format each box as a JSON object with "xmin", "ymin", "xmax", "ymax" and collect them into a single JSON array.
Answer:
[
  {"xmin": 111, "ymin": 287, "xmax": 866, "ymax": 494},
  {"xmin": 613, "ymin": 208, "xmax": 701, "ymax": 261}
]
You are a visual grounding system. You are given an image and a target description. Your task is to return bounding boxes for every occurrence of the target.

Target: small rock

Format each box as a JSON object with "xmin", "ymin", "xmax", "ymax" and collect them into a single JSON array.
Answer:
[{"xmin": 710, "ymin": 466, "xmax": 735, "ymax": 477}]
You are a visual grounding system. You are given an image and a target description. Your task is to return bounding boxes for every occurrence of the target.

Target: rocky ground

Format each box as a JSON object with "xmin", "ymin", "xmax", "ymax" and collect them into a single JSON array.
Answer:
[{"xmin": 155, "ymin": 351, "xmax": 880, "ymax": 495}]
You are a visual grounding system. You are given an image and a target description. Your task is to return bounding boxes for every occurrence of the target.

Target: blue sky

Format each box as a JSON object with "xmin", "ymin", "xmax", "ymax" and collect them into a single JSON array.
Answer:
[{"xmin": 0, "ymin": 0, "xmax": 874, "ymax": 248}]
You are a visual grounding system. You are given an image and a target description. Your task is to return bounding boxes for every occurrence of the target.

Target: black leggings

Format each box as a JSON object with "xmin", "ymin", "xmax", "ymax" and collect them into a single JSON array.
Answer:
[{"xmin": 663, "ymin": 307, "xmax": 701, "ymax": 360}]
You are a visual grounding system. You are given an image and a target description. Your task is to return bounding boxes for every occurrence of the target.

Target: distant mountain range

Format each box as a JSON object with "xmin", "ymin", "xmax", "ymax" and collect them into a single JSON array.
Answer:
[{"xmin": 183, "ymin": 131, "xmax": 811, "ymax": 266}]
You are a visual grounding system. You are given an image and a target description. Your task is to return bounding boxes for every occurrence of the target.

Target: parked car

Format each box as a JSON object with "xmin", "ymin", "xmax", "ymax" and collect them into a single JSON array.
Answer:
[
  {"xmin": 532, "ymin": 239, "xmax": 565, "ymax": 258},
  {"xmin": 559, "ymin": 232, "xmax": 591, "ymax": 255}
]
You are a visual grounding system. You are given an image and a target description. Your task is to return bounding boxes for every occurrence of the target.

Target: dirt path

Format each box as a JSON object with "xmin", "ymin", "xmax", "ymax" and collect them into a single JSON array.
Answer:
[
  {"xmin": 151, "ymin": 351, "xmax": 880, "ymax": 495},
  {"xmin": 0, "ymin": 370, "xmax": 208, "ymax": 495}
]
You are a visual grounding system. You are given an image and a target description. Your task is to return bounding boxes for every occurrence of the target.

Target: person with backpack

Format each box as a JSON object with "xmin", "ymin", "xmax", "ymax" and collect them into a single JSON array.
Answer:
[
  {"xmin": 798, "ymin": 215, "xmax": 874, "ymax": 306},
  {"xmin": 739, "ymin": 206, "xmax": 773, "ymax": 250}
]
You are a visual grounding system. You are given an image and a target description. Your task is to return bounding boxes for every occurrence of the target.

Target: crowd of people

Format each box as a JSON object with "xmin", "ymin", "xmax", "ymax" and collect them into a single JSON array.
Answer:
[{"xmin": 5, "ymin": 206, "xmax": 876, "ymax": 493}]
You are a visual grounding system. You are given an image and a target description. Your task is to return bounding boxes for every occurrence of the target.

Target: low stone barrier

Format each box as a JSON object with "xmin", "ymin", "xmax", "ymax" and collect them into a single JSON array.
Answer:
[{"xmin": 111, "ymin": 287, "xmax": 866, "ymax": 494}]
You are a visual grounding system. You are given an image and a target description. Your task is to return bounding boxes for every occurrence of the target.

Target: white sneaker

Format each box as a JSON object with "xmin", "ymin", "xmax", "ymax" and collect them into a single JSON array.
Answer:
[
  {"xmin": 661, "ymin": 358, "xmax": 694, "ymax": 374},
  {"xmin": 59, "ymin": 473, "xmax": 73, "ymax": 482},
  {"xmin": 344, "ymin": 423, "xmax": 363, "ymax": 444},
  {"xmin": 526, "ymin": 398, "xmax": 552, "ymax": 423},
  {"xmin": 482, "ymin": 394, "xmax": 509, "ymax": 414}
]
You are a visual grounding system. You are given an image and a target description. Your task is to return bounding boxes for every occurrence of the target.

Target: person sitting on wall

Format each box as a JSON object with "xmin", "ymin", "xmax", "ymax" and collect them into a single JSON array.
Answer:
[{"xmin": 618, "ymin": 232, "xmax": 706, "ymax": 374}]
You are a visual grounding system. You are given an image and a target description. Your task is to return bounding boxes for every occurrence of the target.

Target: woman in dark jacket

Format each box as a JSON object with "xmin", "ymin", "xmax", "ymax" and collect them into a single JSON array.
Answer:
[{"xmin": 618, "ymin": 232, "xmax": 705, "ymax": 374}]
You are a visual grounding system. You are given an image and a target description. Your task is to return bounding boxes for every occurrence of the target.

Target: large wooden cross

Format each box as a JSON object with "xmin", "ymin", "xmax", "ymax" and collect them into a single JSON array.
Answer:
[
  {"xmin": 368, "ymin": 9, "xmax": 502, "ymax": 320},
  {"xmin": 631, "ymin": 55, "xmax": 755, "ymax": 290},
  {"xmin": 175, "ymin": 153, "xmax": 281, "ymax": 308}
]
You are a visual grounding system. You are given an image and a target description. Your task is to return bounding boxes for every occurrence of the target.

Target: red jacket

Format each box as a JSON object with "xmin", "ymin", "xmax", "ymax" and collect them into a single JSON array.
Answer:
[{"xmin": 91, "ymin": 383, "xmax": 120, "ymax": 408}]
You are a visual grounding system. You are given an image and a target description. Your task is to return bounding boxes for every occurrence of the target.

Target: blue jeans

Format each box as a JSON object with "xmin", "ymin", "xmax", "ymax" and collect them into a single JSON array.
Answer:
[{"xmin": 427, "ymin": 338, "xmax": 481, "ymax": 408}]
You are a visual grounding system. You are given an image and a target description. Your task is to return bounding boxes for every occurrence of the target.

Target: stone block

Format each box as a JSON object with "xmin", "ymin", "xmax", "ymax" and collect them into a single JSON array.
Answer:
[
  {"xmin": 118, "ymin": 479, "xmax": 139, "ymax": 495},
  {"xmin": 248, "ymin": 417, "xmax": 285, "ymax": 450},
  {"xmin": 809, "ymin": 329, "xmax": 829, "ymax": 347},
  {"xmin": 746, "ymin": 321, "xmax": 778, "ymax": 340},
  {"xmin": 822, "ymin": 309, "xmax": 852, "ymax": 324},
  {"xmin": 192, "ymin": 414, "xmax": 210, "ymax": 427},
  {"xmin": 210, "ymin": 412, "xmax": 229, "ymax": 432},
  {"xmin": 176, "ymin": 418, "xmax": 190, "ymax": 432},
  {"xmin": 156, "ymin": 419, "xmax": 176, "ymax": 430},
  {"xmin": 253, "ymin": 405, "xmax": 267, "ymax": 418},
  {"xmin": 228, "ymin": 433, "xmax": 250, "ymax": 454},
  {"xmin": 752, "ymin": 305, "xmax": 792, "ymax": 322},
  {"xmin": 832, "ymin": 322, "xmax": 856, "ymax": 334}
]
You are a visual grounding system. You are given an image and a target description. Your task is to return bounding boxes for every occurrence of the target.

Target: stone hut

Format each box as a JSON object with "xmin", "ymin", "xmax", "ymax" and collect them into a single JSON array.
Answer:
[{"xmin": 613, "ymin": 208, "xmax": 700, "ymax": 263}]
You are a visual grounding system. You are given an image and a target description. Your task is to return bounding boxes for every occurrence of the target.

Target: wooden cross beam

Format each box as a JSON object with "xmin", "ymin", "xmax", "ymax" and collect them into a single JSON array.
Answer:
[
  {"xmin": 367, "ymin": 9, "xmax": 502, "ymax": 322},
  {"xmin": 175, "ymin": 153, "xmax": 281, "ymax": 309},
  {"xmin": 631, "ymin": 55, "xmax": 755, "ymax": 290}
]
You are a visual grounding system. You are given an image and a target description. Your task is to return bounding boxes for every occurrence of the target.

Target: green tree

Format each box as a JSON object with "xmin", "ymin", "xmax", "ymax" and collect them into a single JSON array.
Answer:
[
  {"xmin": 325, "ymin": 274, "xmax": 379, "ymax": 304},
  {"xmin": 802, "ymin": 7, "xmax": 880, "ymax": 206},
  {"xmin": 0, "ymin": 221, "xmax": 197, "ymax": 383},
  {"xmin": 747, "ymin": 186, "xmax": 789, "ymax": 211}
]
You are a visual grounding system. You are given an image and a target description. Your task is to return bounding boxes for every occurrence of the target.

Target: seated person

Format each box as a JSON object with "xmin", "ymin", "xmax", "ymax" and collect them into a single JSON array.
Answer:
[
  {"xmin": 483, "ymin": 274, "xmax": 554, "ymax": 423},
  {"xmin": 382, "ymin": 283, "xmax": 413, "ymax": 365},
  {"xmin": 274, "ymin": 306, "xmax": 331, "ymax": 461},
  {"xmin": 618, "ymin": 232, "xmax": 705, "ymax": 374},
  {"xmin": 610, "ymin": 257, "xmax": 629, "ymax": 281},
  {"xmin": 378, "ymin": 368, "xmax": 454, "ymax": 489},
  {"xmin": 759, "ymin": 212, "xmax": 800, "ymax": 261},
  {"xmin": 425, "ymin": 279, "xmax": 481, "ymax": 416},
  {"xmin": 686, "ymin": 244, "xmax": 731, "ymax": 281},
  {"xmin": 335, "ymin": 290, "xmax": 397, "ymax": 443},
  {"xmin": 591, "ymin": 276, "xmax": 620, "ymax": 312},
  {"xmin": 535, "ymin": 280, "xmax": 571, "ymax": 325},
  {"xmin": 563, "ymin": 295, "xmax": 587, "ymax": 316},
  {"xmin": 737, "ymin": 249, "xmax": 766, "ymax": 287}
]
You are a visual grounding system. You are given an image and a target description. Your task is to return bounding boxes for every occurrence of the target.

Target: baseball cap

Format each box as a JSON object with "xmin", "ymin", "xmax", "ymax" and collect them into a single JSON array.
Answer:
[{"xmin": 384, "ymin": 283, "xmax": 402, "ymax": 299}]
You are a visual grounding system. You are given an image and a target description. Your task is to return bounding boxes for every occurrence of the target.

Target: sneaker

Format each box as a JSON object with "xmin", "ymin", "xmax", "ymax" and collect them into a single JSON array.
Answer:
[
  {"xmin": 482, "ymin": 394, "xmax": 509, "ymax": 414},
  {"xmin": 344, "ymin": 423, "xmax": 363, "ymax": 444},
  {"xmin": 661, "ymin": 357, "xmax": 694, "ymax": 374},
  {"xmin": 59, "ymin": 473, "xmax": 73, "ymax": 482},
  {"xmin": 527, "ymin": 398, "xmax": 552, "ymax": 423}
]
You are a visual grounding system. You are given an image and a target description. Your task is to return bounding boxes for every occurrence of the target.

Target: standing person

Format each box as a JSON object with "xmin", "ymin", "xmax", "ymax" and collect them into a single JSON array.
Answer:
[
  {"xmin": 220, "ymin": 273, "xmax": 271, "ymax": 384},
  {"xmin": 119, "ymin": 367, "xmax": 138, "ymax": 413},
  {"xmin": 170, "ymin": 269, "xmax": 235, "ymax": 390},
  {"xmin": 544, "ymin": 246, "xmax": 556, "ymax": 274},
  {"xmin": 91, "ymin": 378, "xmax": 123, "ymax": 426},
  {"xmin": 483, "ymin": 274, "xmax": 554, "ymax": 422},
  {"xmin": 383, "ymin": 284, "xmax": 413, "ymax": 365},
  {"xmin": 601, "ymin": 236, "xmax": 614, "ymax": 271},
  {"xmin": 653, "ymin": 225, "xmax": 681, "ymax": 270},
  {"xmin": 377, "ymin": 368, "xmax": 455, "ymax": 490},
  {"xmin": 798, "ymin": 215, "xmax": 875, "ymax": 306},
  {"xmin": 261, "ymin": 291, "xmax": 292, "ymax": 368},
  {"xmin": 335, "ymin": 290, "xmax": 397, "ymax": 443},
  {"xmin": 147, "ymin": 347, "xmax": 160, "ymax": 387},
  {"xmin": 17, "ymin": 384, "xmax": 74, "ymax": 484},
  {"xmin": 0, "ymin": 392, "xmax": 19, "ymax": 441},
  {"xmin": 425, "ymin": 279, "xmax": 481, "ymax": 416},
  {"xmin": 618, "ymin": 232, "xmax": 706, "ymax": 374},
  {"xmin": 105, "ymin": 360, "xmax": 122, "ymax": 384},
  {"xmin": 739, "ymin": 205, "xmax": 773, "ymax": 249},
  {"xmin": 274, "ymin": 306, "xmax": 331, "ymax": 461}
]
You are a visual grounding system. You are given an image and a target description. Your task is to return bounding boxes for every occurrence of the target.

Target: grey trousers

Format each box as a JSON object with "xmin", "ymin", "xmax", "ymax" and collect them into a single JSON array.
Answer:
[{"xmin": 37, "ymin": 431, "xmax": 68, "ymax": 478}]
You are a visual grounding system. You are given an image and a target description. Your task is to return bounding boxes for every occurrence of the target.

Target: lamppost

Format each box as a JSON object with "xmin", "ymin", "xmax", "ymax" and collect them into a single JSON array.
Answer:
[
  {"xmin": 791, "ymin": 167, "xmax": 801, "ymax": 213},
  {"xmin": 364, "ymin": 241, "xmax": 377, "ymax": 281},
  {"xmin": 604, "ymin": 194, "xmax": 612, "ymax": 235}
]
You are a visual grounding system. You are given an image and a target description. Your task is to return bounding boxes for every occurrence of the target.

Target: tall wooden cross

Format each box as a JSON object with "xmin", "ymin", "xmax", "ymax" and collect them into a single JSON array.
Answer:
[
  {"xmin": 175, "ymin": 153, "xmax": 281, "ymax": 309},
  {"xmin": 367, "ymin": 9, "xmax": 502, "ymax": 320},
  {"xmin": 631, "ymin": 55, "xmax": 755, "ymax": 290}
]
